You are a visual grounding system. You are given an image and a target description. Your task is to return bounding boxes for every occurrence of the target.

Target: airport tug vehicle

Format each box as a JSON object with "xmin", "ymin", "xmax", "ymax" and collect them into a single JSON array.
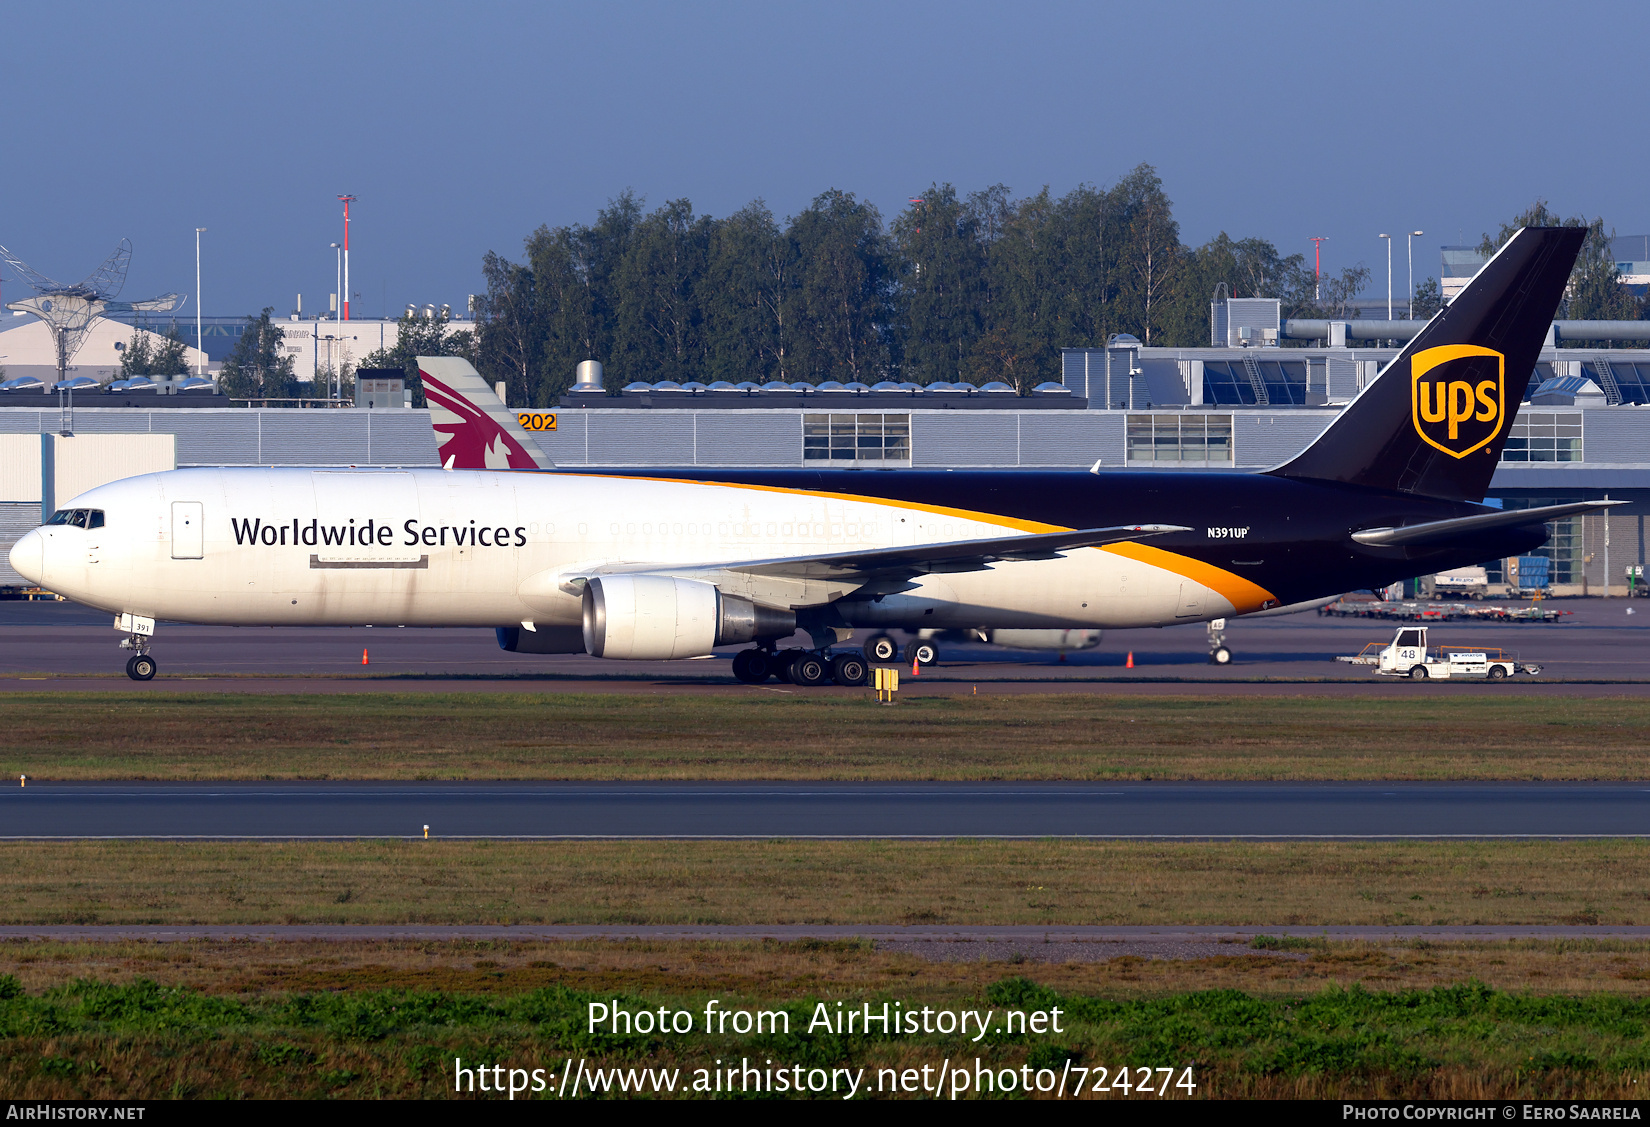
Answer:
[{"xmin": 1338, "ymin": 626, "xmax": 1540, "ymax": 681}]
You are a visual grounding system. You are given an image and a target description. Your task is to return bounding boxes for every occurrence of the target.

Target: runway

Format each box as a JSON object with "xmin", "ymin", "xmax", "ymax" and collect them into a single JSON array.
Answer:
[
  {"xmin": 4, "ymin": 598, "xmax": 1650, "ymax": 692},
  {"xmin": 6, "ymin": 781, "xmax": 1649, "ymax": 839}
]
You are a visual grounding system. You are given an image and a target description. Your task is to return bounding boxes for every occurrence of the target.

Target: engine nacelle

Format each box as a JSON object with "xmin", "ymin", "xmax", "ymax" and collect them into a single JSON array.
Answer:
[
  {"xmin": 496, "ymin": 625, "xmax": 586, "ymax": 654},
  {"xmin": 582, "ymin": 575, "xmax": 796, "ymax": 660}
]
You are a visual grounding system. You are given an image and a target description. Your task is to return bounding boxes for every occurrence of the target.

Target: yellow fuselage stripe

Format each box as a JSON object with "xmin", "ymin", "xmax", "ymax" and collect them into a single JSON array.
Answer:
[{"xmin": 559, "ymin": 472, "xmax": 1281, "ymax": 613}]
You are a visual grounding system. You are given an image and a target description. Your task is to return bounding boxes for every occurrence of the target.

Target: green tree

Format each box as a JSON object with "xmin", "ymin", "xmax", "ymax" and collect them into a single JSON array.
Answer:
[
  {"xmin": 611, "ymin": 198, "xmax": 713, "ymax": 384},
  {"xmin": 701, "ymin": 201, "xmax": 795, "ymax": 383},
  {"xmin": 361, "ymin": 311, "xmax": 476, "ymax": 407},
  {"xmin": 119, "ymin": 327, "xmax": 190, "ymax": 378},
  {"xmin": 1181, "ymin": 234, "xmax": 1318, "ymax": 327},
  {"xmin": 893, "ymin": 184, "xmax": 987, "ymax": 384},
  {"xmin": 474, "ymin": 251, "xmax": 540, "ymax": 406},
  {"xmin": 217, "ymin": 309, "xmax": 295, "ymax": 399},
  {"xmin": 786, "ymin": 190, "xmax": 893, "ymax": 382},
  {"xmin": 1111, "ymin": 165, "xmax": 1183, "ymax": 346},
  {"xmin": 520, "ymin": 191, "xmax": 640, "ymax": 395},
  {"xmin": 1477, "ymin": 200, "xmax": 1644, "ymax": 328},
  {"xmin": 1317, "ymin": 264, "xmax": 1373, "ymax": 319},
  {"xmin": 1412, "ymin": 277, "xmax": 1444, "ymax": 320}
]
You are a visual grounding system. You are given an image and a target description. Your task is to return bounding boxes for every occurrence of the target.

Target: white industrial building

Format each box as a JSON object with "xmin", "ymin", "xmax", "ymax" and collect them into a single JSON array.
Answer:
[{"xmin": 0, "ymin": 317, "xmax": 210, "ymax": 385}]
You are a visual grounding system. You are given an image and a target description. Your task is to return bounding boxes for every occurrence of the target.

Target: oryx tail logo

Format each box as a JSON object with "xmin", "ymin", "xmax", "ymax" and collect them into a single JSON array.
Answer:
[{"xmin": 1410, "ymin": 344, "xmax": 1506, "ymax": 459}]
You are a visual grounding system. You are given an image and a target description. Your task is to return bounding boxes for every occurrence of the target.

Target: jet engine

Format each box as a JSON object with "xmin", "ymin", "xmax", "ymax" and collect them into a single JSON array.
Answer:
[{"xmin": 582, "ymin": 575, "xmax": 796, "ymax": 660}]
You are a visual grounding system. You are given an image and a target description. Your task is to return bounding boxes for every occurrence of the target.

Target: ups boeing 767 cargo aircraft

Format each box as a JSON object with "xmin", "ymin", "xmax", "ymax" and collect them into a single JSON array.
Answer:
[{"xmin": 8, "ymin": 226, "xmax": 1614, "ymax": 684}]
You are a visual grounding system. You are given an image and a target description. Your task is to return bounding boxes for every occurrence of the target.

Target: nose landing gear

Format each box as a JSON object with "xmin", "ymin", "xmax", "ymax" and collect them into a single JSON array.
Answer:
[
  {"xmin": 116, "ymin": 613, "xmax": 158, "ymax": 681},
  {"xmin": 1207, "ymin": 618, "xmax": 1231, "ymax": 665}
]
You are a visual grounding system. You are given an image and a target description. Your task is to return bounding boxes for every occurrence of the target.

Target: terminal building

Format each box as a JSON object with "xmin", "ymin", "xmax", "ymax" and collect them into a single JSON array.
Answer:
[{"xmin": 3, "ymin": 290, "xmax": 1650, "ymax": 596}]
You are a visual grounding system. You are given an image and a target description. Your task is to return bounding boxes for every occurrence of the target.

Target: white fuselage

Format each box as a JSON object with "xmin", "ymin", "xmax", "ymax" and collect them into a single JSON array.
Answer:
[{"xmin": 10, "ymin": 467, "xmax": 1240, "ymax": 634}]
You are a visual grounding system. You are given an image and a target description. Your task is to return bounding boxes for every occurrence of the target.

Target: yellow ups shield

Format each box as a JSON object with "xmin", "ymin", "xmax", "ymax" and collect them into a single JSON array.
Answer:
[{"xmin": 1410, "ymin": 344, "xmax": 1506, "ymax": 458}]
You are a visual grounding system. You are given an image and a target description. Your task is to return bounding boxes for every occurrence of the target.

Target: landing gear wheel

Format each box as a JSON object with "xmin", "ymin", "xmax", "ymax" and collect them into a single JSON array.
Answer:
[
  {"xmin": 731, "ymin": 649, "xmax": 771, "ymax": 684},
  {"xmin": 904, "ymin": 640, "xmax": 938, "ymax": 666},
  {"xmin": 864, "ymin": 633, "xmax": 898, "ymax": 663},
  {"xmin": 1210, "ymin": 646, "xmax": 1232, "ymax": 665},
  {"xmin": 831, "ymin": 653, "xmax": 869, "ymax": 687},
  {"xmin": 1487, "ymin": 665, "xmax": 1508, "ymax": 681},
  {"xmin": 126, "ymin": 654, "xmax": 156, "ymax": 681},
  {"xmin": 1408, "ymin": 665, "xmax": 1429, "ymax": 680},
  {"xmin": 792, "ymin": 653, "xmax": 830, "ymax": 686},
  {"xmin": 773, "ymin": 651, "xmax": 798, "ymax": 684}
]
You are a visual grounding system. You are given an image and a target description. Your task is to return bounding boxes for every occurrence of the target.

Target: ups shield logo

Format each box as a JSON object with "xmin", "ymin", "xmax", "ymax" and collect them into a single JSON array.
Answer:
[{"xmin": 1410, "ymin": 344, "xmax": 1506, "ymax": 458}]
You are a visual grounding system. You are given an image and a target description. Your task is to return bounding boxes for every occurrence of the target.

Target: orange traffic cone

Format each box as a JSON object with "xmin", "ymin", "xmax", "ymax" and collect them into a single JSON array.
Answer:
[
  {"xmin": 1125, "ymin": 651, "xmax": 1134, "ymax": 669},
  {"xmin": 362, "ymin": 648, "xmax": 369, "ymax": 666},
  {"xmin": 911, "ymin": 655, "xmax": 920, "ymax": 677}
]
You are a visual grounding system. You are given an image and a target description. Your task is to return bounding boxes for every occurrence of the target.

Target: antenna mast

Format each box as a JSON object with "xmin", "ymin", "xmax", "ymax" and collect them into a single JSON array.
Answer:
[
  {"xmin": 338, "ymin": 195, "xmax": 356, "ymax": 320},
  {"xmin": 1310, "ymin": 237, "xmax": 1328, "ymax": 302}
]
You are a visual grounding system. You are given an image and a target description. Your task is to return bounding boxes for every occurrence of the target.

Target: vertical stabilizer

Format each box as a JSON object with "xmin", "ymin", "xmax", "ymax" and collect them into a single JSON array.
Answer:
[
  {"xmin": 1268, "ymin": 227, "xmax": 1584, "ymax": 501},
  {"xmin": 418, "ymin": 357, "xmax": 552, "ymax": 470}
]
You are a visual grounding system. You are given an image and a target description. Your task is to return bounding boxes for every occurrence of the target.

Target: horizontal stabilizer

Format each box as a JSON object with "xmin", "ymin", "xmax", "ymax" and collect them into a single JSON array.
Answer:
[{"xmin": 1350, "ymin": 500, "xmax": 1626, "ymax": 547}]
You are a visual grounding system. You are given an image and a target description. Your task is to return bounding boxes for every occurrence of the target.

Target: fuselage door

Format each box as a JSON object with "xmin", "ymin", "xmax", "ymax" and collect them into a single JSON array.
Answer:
[
  {"xmin": 1175, "ymin": 581, "xmax": 1203, "ymax": 618},
  {"xmin": 171, "ymin": 501, "xmax": 204, "ymax": 559}
]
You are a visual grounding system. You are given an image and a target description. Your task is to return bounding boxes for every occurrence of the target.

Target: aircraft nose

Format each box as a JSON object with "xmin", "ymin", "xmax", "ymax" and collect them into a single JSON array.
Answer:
[{"xmin": 8, "ymin": 529, "xmax": 43, "ymax": 585}]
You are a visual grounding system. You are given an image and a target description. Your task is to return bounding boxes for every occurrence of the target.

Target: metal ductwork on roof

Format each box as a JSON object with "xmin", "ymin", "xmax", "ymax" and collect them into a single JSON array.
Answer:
[{"xmin": 1282, "ymin": 319, "xmax": 1650, "ymax": 344}]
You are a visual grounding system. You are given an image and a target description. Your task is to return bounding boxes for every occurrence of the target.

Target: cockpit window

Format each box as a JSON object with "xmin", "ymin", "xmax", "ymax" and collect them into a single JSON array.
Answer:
[{"xmin": 44, "ymin": 508, "xmax": 103, "ymax": 528}]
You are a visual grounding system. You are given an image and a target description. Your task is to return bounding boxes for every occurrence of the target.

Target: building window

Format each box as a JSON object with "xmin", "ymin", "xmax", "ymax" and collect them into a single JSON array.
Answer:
[
  {"xmin": 1200, "ymin": 359, "xmax": 1310, "ymax": 405},
  {"xmin": 1494, "ymin": 497, "xmax": 1582, "ymax": 585},
  {"xmin": 1501, "ymin": 412, "xmax": 1582, "ymax": 462},
  {"xmin": 1126, "ymin": 414, "xmax": 1233, "ymax": 463},
  {"xmin": 803, "ymin": 413, "xmax": 910, "ymax": 464}
]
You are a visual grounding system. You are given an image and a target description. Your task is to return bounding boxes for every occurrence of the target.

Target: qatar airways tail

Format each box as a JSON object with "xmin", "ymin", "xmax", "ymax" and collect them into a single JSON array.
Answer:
[{"xmin": 420, "ymin": 357, "xmax": 552, "ymax": 470}]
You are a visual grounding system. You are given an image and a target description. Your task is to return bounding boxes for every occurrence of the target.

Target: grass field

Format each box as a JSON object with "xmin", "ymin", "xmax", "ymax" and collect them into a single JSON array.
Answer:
[
  {"xmin": 5, "ymin": 839, "xmax": 1648, "ymax": 926},
  {"xmin": 7, "ymin": 691, "xmax": 1650, "ymax": 780},
  {"xmin": 4, "ymin": 939, "xmax": 1650, "ymax": 1099}
]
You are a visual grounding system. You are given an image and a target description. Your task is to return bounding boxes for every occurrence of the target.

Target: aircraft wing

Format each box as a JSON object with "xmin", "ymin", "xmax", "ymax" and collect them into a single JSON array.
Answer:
[
  {"xmin": 521, "ymin": 524, "xmax": 1186, "ymax": 613},
  {"xmin": 1350, "ymin": 500, "xmax": 1625, "ymax": 547},
  {"xmin": 713, "ymin": 524, "xmax": 1190, "ymax": 582}
]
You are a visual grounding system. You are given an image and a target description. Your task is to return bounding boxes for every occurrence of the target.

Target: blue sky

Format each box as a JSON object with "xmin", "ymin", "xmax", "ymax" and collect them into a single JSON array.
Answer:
[{"xmin": 2, "ymin": 0, "xmax": 1643, "ymax": 318}]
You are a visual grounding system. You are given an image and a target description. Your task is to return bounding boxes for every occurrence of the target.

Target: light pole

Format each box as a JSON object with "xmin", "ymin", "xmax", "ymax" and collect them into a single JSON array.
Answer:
[
  {"xmin": 1379, "ymin": 234, "xmax": 1393, "ymax": 321},
  {"xmin": 194, "ymin": 228, "xmax": 206, "ymax": 378},
  {"xmin": 1407, "ymin": 231, "xmax": 1424, "ymax": 320},
  {"xmin": 330, "ymin": 243, "xmax": 342, "ymax": 401}
]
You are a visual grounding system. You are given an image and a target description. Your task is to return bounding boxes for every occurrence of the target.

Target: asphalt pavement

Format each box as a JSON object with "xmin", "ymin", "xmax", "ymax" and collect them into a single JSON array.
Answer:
[
  {"xmin": 5, "ymin": 781, "xmax": 1648, "ymax": 839},
  {"xmin": 3, "ymin": 597, "xmax": 1650, "ymax": 690}
]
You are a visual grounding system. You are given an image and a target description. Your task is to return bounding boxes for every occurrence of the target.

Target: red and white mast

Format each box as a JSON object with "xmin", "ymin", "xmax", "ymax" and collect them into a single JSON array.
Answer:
[{"xmin": 337, "ymin": 195, "xmax": 356, "ymax": 320}]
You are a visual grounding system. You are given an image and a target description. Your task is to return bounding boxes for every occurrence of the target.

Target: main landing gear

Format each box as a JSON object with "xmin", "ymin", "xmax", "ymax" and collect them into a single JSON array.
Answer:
[
  {"xmin": 732, "ymin": 647, "xmax": 868, "ymax": 687},
  {"xmin": 862, "ymin": 633, "xmax": 940, "ymax": 667}
]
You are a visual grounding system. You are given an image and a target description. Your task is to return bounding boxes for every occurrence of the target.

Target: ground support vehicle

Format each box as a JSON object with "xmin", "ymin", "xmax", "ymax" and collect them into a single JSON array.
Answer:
[
  {"xmin": 1431, "ymin": 566, "xmax": 1489, "ymax": 599},
  {"xmin": 1336, "ymin": 626, "xmax": 1541, "ymax": 680}
]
